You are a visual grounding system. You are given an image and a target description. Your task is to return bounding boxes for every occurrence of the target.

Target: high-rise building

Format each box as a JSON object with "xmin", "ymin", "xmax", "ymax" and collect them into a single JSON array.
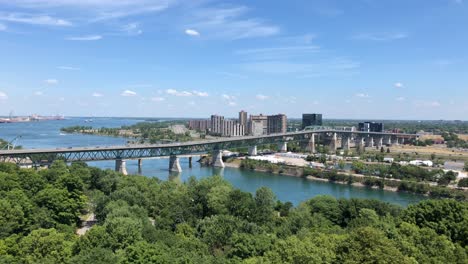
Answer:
[
  {"xmin": 222, "ymin": 120, "xmax": 245, "ymax": 137},
  {"xmin": 188, "ymin": 120, "xmax": 210, "ymax": 132},
  {"xmin": 358, "ymin": 122, "xmax": 384, "ymax": 132},
  {"xmin": 302, "ymin": 113, "xmax": 323, "ymax": 129},
  {"xmin": 239, "ymin": 110, "xmax": 248, "ymax": 129},
  {"xmin": 210, "ymin": 115, "xmax": 224, "ymax": 135},
  {"xmin": 267, "ymin": 114, "xmax": 287, "ymax": 134},
  {"xmin": 249, "ymin": 114, "xmax": 268, "ymax": 136}
]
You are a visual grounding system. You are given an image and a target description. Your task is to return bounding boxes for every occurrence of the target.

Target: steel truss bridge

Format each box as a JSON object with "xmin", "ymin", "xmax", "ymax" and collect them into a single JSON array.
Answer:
[{"xmin": 0, "ymin": 130, "xmax": 417, "ymax": 166}]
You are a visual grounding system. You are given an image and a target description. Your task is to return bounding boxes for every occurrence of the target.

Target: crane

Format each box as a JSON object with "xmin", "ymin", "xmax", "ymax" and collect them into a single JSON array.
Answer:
[{"xmin": 1, "ymin": 135, "xmax": 22, "ymax": 150}]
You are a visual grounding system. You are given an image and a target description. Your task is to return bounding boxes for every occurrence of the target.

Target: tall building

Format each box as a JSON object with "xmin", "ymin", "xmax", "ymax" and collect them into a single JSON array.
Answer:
[
  {"xmin": 188, "ymin": 120, "xmax": 210, "ymax": 132},
  {"xmin": 302, "ymin": 113, "xmax": 322, "ymax": 129},
  {"xmin": 267, "ymin": 114, "xmax": 287, "ymax": 134},
  {"xmin": 210, "ymin": 115, "xmax": 224, "ymax": 135},
  {"xmin": 249, "ymin": 114, "xmax": 268, "ymax": 136},
  {"xmin": 239, "ymin": 111, "xmax": 248, "ymax": 128},
  {"xmin": 222, "ymin": 120, "xmax": 245, "ymax": 137},
  {"xmin": 358, "ymin": 122, "xmax": 384, "ymax": 132}
]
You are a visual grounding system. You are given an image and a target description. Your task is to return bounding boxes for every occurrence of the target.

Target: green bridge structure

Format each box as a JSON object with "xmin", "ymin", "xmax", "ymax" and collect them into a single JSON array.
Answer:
[{"xmin": 0, "ymin": 130, "xmax": 418, "ymax": 174}]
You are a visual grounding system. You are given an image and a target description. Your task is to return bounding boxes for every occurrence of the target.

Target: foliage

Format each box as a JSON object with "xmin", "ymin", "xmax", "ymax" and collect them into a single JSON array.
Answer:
[{"xmin": 0, "ymin": 161, "xmax": 468, "ymax": 263}]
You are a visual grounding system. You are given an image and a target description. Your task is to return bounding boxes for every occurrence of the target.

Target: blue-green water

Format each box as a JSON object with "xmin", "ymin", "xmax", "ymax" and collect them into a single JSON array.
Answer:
[{"xmin": 1, "ymin": 117, "xmax": 424, "ymax": 206}]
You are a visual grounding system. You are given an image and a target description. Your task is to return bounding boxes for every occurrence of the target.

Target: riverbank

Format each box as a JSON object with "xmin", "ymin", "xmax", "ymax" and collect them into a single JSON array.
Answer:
[{"xmin": 232, "ymin": 158, "xmax": 468, "ymax": 201}]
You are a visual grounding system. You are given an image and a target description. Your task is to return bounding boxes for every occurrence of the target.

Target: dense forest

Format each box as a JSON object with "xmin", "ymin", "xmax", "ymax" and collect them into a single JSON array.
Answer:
[{"xmin": 0, "ymin": 161, "xmax": 467, "ymax": 263}]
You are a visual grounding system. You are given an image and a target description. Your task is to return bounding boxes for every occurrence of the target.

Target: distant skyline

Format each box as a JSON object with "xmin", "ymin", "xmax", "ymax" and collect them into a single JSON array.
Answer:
[{"xmin": 0, "ymin": 0, "xmax": 467, "ymax": 120}]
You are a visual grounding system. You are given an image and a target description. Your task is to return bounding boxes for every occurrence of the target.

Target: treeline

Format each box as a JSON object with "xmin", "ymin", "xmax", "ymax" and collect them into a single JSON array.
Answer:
[
  {"xmin": 1, "ymin": 161, "xmax": 468, "ymax": 263},
  {"xmin": 0, "ymin": 138, "xmax": 22, "ymax": 150},
  {"xmin": 442, "ymin": 132, "xmax": 468, "ymax": 148},
  {"xmin": 61, "ymin": 121, "xmax": 193, "ymax": 144}
]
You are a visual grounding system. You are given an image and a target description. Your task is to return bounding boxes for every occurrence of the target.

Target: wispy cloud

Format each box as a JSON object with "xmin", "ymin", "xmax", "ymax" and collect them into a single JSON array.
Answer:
[
  {"xmin": 34, "ymin": 91, "xmax": 43, "ymax": 96},
  {"xmin": 414, "ymin": 100, "xmax": 441, "ymax": 107},
  {"xmin": 256, "ymin": 94, "xmax": 269, "ymax": 100},
  {"xmin": 394, "ymin": 82, "xmax": 404, "ymax": 88},
  {"xmin": 188, "ymin": 6, "xmax": 279, "ymax": 40},
  {"xmin": 192, "ymin": 90, "xmax": 209, "ymax": 97},
  {"xmin": 166, "ymin": 89, "xmax": 192, "ymax": 97},
  {"xmin": 353, "ymin": 32, "xmax": 408, "ymax": 41},
  {"xmin": 0, "ymin": 91, "xmax": 8, "ymax": 100},
  {"xmin": 236, "ymin": 46, "xmax": 320, "ymax": 60},
  {"xmin": 396, "ymin": 96, "xmax": 406, "ymax": 101},
  {"xmin": 185, "ymin": 29, "xmax": 200, "ymax": 36},
  {"xmin": 121, "ymin": 90, "xmax": 136, "ymax": 97},
  {"xmin": 122, "ymin": 22, "xmax": 142, "ymax": 35},
  {"xmin": 58, "ymin": 66, "xmax": 80, "ymax": 70},
  {"xmin": 0, "ymin": 23, "xmax": 6, "ymax": 31},
  {"xmin": 216, "ymin": 71, "xmax": 248, "ymax": 79},
  {"xmin": 355, "ymin": 93, "xmax": 370, "ymax": 98},
  {"xmin": 44, "ymin": 79, "xmax": 58, "ymax": 85},
  {"xmin": 0, "ymin": 13, "xmax": 71, "ymax": 26},
  {"xmin": 92, "ymin": 92, "xmax": 103, "ymax": 97},
  {"xmin": 151, "ymin": 97, "xmax": 165, "ymax": 102},
  {"xmin": 66, "ymin": 35, "xmax": 102, "ymax": 41},
  {"xmin": 222, "ymin": 94, "xmax": 236, "ymax": 100}
]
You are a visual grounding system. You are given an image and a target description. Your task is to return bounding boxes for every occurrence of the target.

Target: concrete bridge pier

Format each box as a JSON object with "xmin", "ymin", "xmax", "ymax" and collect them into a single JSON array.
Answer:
[
  {"xmin": 278, "ymin": 142, "xmax": 288, "ymax": 153},
  {"xmin": 400, "ymin": 138, "xmax": 405, "ymax": 145},
  {"xmin": 189, "ymin": 156, "xmax": 193, "ymax": 168},
  {"xmin": 341, "ymin": 136, "xmax": 350, "ymax": 151},
  {"xmin": 392, "ymin": 137, "xmax": 399, "ymax": 146},
  {"xmin": 212, "ymin": 150, "xmax": 225, "ymax": 168},
  {"xmin": 386, "ymin": 137, "xmax": 392, "ymax": 146},
  {"xmin": 305, "ymin": 133, "xmax": 316, "ymax": 153},
  {"xmin": 138, "ymin": 159, "xmax": 143, "ymax": 169},
  {"xmin": 329, "ymin": 133, "xmax": 338, "ymax": 153},
  {"xmin": 376, "ymin": 137, "xmax": 383, "ymax": 148},
  {"xmin": 169, "ymin": 155, "xmax": 182, "ymax": 172},
  {"xmin": 356, "ymin": 137, "xmax": 366, "ymax": 151},
  {"xmin": 366, "ymin": 137, "xmax": 375, "ymax": 148},
  {"xmin": 248, "ymin": 146, "xmax": 258, "ymax": 156},
  {"xmin": 115, "ymin": 159, "xmax": 128, "ymax": 175}
]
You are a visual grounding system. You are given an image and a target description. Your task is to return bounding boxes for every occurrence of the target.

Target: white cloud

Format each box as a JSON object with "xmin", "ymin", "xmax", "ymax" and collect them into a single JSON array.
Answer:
[
  {"xmin": 394, "ymin": 82, "xmax": 404, "ymax": 88},
  {"xmin": 0, "ymin": 91, "xmax": 7, "ymax": 100},
  {"xmin": 192, "ymin": 90, "xmax": 208, "ymax": 97},
  {"xmin": 396, "ymin": 97, "xmax": 406, "ymax": 101},
  {"xmin": 222, "ymin": 94, "xmax": 236, "ymax": 100},
  {"xmin": 34, "ymin": 91, "xmax": 43, "ymax": 96},
  {"xmin": 188, "ymin": 6, "xmax": 279, "ymax": 40},
  {"xmin": 151, "ymin": 97, "xmax": 165, "ymax": 102},
  {"xmin": 185, "ymin": 29, "xmax": 200, "ymax": 36},
  {"xmin": 166, "ymin": 89, "xmax": 192, "ymax": 97},
  {"xmin": 121, "ymin": 90, "xmax": 136, "ymax": 96},
  {"xmin": 92, "ymin": 92, "xmax": 103, "ymax": 97},
  {"xmin": 0, "ymin": 23, "xmax": 6, "ymax": 31},
  {"xmin": 0, "ymin": 13, "xmax": 71, "ymax": 26},
  {"xmin": 188, "ymin": 101, "xmax": 196, "ymax": 106},
  {"xmin": 58, "ymin": 66, "xmax": 80, "ymax": 70},
  {"xmin": 355, "ymin": 93, "xmax": 370, "ymax": 98},
  {"xmin": 353, "ymin": 32, "xmax": 408, "ymax": 41},
  {"xmin": 44, "ymin": 79, "xmax": 58, "ymax": 85},
  {"xmin": 256, "ymin": 94, "xmax": 269, "ymax": 100},
  {"xmin": 414, "ymin": 100, "xmax": 441, "ymax": 107},
  {"xmin": 122, "ymin": 22, "xmax": 142, "ymax": 35},
  {"xmin": 228, "ymin": 101, "xmax": 237, "ymax": 106},
  {"xmin": 66, "ymin": 35, "xmax": 102, "ymax": 41}
]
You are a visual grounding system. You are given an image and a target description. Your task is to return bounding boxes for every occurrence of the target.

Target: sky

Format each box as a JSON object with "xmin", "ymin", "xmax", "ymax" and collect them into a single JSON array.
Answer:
[{"xmin": 0, "ymin": 0, "xmax": 467, "ymax": 120}]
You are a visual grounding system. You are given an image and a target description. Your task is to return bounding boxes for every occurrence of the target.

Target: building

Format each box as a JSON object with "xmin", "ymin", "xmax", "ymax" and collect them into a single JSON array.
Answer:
[
  {"xmin": 302, "ymin": 113, "xmax": 322, "ymax": 129},
  {"xmin": 358, "ymin": 122, "xmax": 384, "ymax": 133},
  {"xmin": 249, "ymin": 114, "xmax": 268, "ymax": 136},
  {"xmin": 188, "ymin": 120, "xmax": 210, "ymax": 132},
  {"xmin": 222, "ymin": 120, "xmax": 245, "ymax": 137},
  {"xmin": 267, "ymin": 114, "xmax": 287, "ymax": 134},
  {"xmin": 210, "ymin": 115, "xmax": 224, "ymax": 135},
  {"xmin": 239, "ymin": 111, "xmax": 248, "ymax": 128}
]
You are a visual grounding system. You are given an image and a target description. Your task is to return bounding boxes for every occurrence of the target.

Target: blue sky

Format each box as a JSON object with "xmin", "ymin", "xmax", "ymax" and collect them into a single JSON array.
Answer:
[{"xmin": 0, "ymin": 0, "xmax": 467, "ymax": 119}]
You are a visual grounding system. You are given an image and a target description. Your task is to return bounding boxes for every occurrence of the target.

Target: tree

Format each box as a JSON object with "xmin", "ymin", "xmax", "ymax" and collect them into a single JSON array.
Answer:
[
  {"xmin": 254, "ymin": 187, "xmax": 276, "ymax": 225},
  {"xmin": 18, "ymin": 228, "xmax": 73, "ymax": 263},
  {"xmin": 465, "ymin": 161, "xmax": 468, "ymax": 172}
]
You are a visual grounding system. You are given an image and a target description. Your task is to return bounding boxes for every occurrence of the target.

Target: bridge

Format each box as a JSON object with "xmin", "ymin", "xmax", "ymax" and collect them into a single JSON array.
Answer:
[{"xmin": 0, "ymin": 130, "xmax": 417, "ymax": 174}]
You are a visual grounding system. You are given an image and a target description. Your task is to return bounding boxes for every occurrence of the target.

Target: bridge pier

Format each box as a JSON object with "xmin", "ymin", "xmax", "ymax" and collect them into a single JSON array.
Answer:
[
  {"xmin": 138, "ymin": 159, "xmax": 143, "ymax": 169},
  {"xmin": 189, "ymin": 156, "xmax": 192, "ymax": 168},
  {"xmin": 212, "ymin": 150, "xmax": 225, "ymax": 168},
  {"xmin": 278, "ymin": 142, "xmax": 288, "ymax": 153},
  {"xmin": 305, "ymin": 133, "xmax": 316, "ymax": 153},
  {"xmin": 366, "ymin": 137, "xmax": 374, "ymax": 148},
  {"xmin": 376, "ymin": 137, "xmax": 383, "ymax": 148},
  {"xmin": 330, "ymin": 133, "xmax": 337, "ymax": 153},
  {"xmin": 386, "ymin": 137, "xmax": 392, "ymax": 146},
  {"xmin": 115, "ymin": 159, "xmax": 128, "ymax": 175},
  {"xmin": 341, "ymin": 136, "xmax": 350, "ymax": 151},
  {"xmin": 392, "ymin": 137, "xmax": 399, "ymax": 146},
  {"xmin": 169, "ymin": 155, "xmax": 182, "ymax": 172},
  {"xmin": 248, "ymin": 146, "xmax": 258, "ymax": 156},
  {"xmin": 356, "ymin": 137, "xmax": 365, "ymax": 151}
]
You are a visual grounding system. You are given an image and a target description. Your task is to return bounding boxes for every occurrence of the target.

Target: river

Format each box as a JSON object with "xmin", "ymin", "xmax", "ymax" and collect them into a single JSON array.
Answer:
[{"xmin": 0, "ymin": 117, "xmax": 424, "ymax": 206}]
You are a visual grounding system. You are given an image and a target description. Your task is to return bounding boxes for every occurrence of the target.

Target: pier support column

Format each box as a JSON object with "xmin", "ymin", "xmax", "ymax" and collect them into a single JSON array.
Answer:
[
  {"xmin": 386, "ymin": 137, "xmax": 392, "ymax": 146},
  {"xmin": 115, "ymin": 159, "xmax": 128, "ymax": 175},
  {"xmin": 356, "ymin": 137, "xmax": 366, "ymax": 151},
  {"xmin": 366, "ymin": 137, "xmax": 375, "ymax": 148},
  {"xmin": 248, "ymin": 146, "xmax": 258, "ymax": 156},
  {"xmin": 305, "ymin": 133, "xmax": 316, "ymax": 153},
  {"xmin": 393, "ymin": 137, "xmax": 399, "ymax": 146},
  {"xmin": 212, "ymin": 150, "xmax": 225, "ymax": 168},
  {"xmin": 400, "ymin": 138, "xmax": 405, "ymax": 145},
  {"xmin": 278, "ymin": 142, "xmax": 288, "ymax": 153},
  {"xmin": 341, "ymin": 136, "xmax": 350, "ymax": 151},
  {"xmin": 329, "ymin": 133, "xmax": 337, "ymax": 153},
  {"xmin": 188, "ymin": 156, "xmax": 193, "ymax": 168},
  {"xmin": 138, "ymin": 159, "xmax": 143, "ymax": 169},
  {"xmin": 376, "ymin": 137, "xmax": 383, "ymax": 148},
  {"xmin": 169, "ymin": 155, "xmax": 182, "ymax": 172}
]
